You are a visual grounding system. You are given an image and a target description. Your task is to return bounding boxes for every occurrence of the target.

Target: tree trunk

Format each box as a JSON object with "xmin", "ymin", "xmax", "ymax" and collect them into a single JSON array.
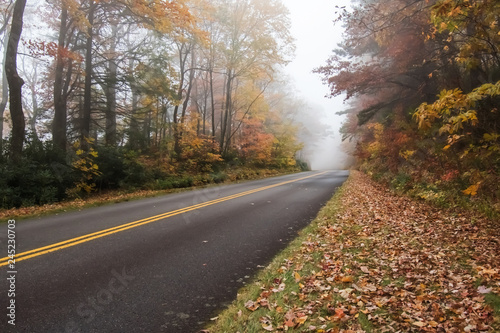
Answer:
[
  {"xmin": 220, "ymin": 70, "xmax": 232, "ymax": 155},
  {"xmin": 173, "ymin": 110, "xmax": 181, "ymax": 157},
  {"xmin": 183, "ymin": 50, "xmax": 196, "ymax": 110},
  {"xmin": 81, "ymin": 0, "xmax": 95, "ymax": 145},
  {"xmin": 53, "ymin": 6, "xmax": 68, "ymax": 152},
  {"xmin": 209, "ymin": 68, "xmax": 216, "ymax": 141},
  {"xmin": 105, "ymin": 23, "xmax": 118, "ymax": 146},
  {"xmin": 180, "ymin": 50, "xmax": 196, "ymax": 125},
  {"xmin": 0, "ymin": 32, "xmax": 9, "ymax": 153},
  {"xmin": 0, "ymin": 2, "xmax": 13, "ymax": 153},
  {"xmin": 5, "ymin": 0, "xmax": 27, "ymax": 161},
  {"xmin": 28, "ymin": 65, "xmax": 39, "ymax": 140},
  {"xmin": 129, "ymin": 89, "xmax": 140, "ymax": 148},
  {"xmin": 173, "ymin": 44, "xmax": 187, "ymax": 157},
  {"xmin": 127, "ymin": 56, "xmax": 141, "ymax": 149},
  {"xmin": 202, "ymin": 86, "xmax": 207, "ymax": 136}
]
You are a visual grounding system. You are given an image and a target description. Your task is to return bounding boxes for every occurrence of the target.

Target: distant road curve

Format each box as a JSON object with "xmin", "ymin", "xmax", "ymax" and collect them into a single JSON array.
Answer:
[{"xmin": 0, "ymin": 170, "xmax": 348, "ymax": 332}]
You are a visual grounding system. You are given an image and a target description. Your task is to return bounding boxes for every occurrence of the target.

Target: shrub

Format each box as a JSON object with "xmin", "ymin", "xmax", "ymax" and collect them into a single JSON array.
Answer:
[
  {"xmin": 295, "ymin": 159, "xmax": 310, "ymax": 171},
  {"xmin": 95, "ymin": 146, "xmax": 127, "ymax": 190},
  {"xmin": 391, "ymin": 172, "xmax": 412, "ymax": 191},
  {"xmin": 0, "ymin": 139, "xmax": 72, "ymax": 209},
  {"xmin": 210, "ymin": 171, "xmax": 228, "ymax": 184},
  {"xmin": 67, "ymin": 139, "xmax": 102, "ymax": 197}
]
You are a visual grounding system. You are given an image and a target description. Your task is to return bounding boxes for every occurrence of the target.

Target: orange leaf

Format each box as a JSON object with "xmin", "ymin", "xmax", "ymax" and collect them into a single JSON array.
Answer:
[
  {"xmin": 462, "ymin": 183, "xmax": 480, "ymax": 196},
  {"xmin": 296, "ymin": 315, "xmax": 308, "ymax": 325},
  {"xmin": 342, "ymin": 276, "xmax": 354, "ymax": 283},
  {"xmin": 333, "ymin": 308, "xmax": 346, "ymax": 320}
]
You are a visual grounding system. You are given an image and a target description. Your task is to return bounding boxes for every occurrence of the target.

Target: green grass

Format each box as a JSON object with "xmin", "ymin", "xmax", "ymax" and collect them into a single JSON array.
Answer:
[
  {"xmin": 485, "ymin": 291, "xmax": 500, "ymax": 332},
  {"xmin": 358, "ymin": 312, "xmax": 374, "ymax": 332}
]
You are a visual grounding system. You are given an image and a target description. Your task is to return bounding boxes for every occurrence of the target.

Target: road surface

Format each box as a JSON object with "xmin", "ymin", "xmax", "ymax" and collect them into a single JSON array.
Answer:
[{"xmin": 0, "ymin": 170, "xmax": 348, "ymax": 332}]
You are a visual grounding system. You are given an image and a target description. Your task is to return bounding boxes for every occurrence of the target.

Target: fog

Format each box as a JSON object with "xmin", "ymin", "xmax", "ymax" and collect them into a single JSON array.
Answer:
[
  {"xmin": 293, "ymin": 101, "xmax": 355, "ymax": 170},
  {"xmin": 284, "ymin": 0, "xmax": 354, "ymax": 170}
]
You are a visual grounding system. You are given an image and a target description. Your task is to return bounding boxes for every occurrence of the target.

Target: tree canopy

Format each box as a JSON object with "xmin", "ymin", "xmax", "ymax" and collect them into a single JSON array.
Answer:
[
  {"xmin": 317, "ymin": 0, "xmax": 500, "ymax": 212},
  {"xmin": 0, "ymin": 0, "xmax": 311, "ymax": 209}
]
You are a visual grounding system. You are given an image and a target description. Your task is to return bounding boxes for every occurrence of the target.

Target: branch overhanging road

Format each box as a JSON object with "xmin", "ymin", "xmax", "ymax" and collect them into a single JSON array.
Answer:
[{"xmin": 0, "ymin": 170, "xmax": 348, "ymax": 332}]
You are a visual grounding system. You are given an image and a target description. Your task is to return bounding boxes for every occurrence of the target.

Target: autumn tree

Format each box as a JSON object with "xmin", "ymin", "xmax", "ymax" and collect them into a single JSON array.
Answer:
[
  {"xmin": 412, "ymin": 0, "xmax": 500, "ymax": 196},
  {"xmin": 0, "ymin": 0, "xmax": 310, "ymax": 208},
  {"xmin": 430, "ymin": 0, "xmax": 500, "ymax": 90},
  {"xmin": 52, "ymin": 2, "xmax": 70, "ymax": 151},
  {"xmin": 0, "ymin": 1, "xmax": 13, "ymax": 153},
  {"xmin": 48, "ymin": 0, "xmax": 87, "ymax": 152},
  {"xmin": 215, "ymin": 0, "xmax": 294, "ymax": 156},
  {"xmin": 316, "ymin": 0, "xmax": 440, "ymax": 126},
  {"xmin": 194, "ymin": 1, "xmax": 219, "ymax": 139},
  {"xmin": 319, "ymin": 0, "xmax": 500, "ymax": 204},
  {"xmin": 172, "ymin": 38, "xmax": 197, "ymax": 157},
  {"xmin": 4, "ymin": 0, "xmax": 27, "ymax": 161}
]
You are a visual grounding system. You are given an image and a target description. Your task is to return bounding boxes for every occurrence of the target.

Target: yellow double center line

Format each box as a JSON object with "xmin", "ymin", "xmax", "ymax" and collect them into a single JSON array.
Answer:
[{"xmin": 0, "ymin": 171, "xmax": 327, "ymax": 267}]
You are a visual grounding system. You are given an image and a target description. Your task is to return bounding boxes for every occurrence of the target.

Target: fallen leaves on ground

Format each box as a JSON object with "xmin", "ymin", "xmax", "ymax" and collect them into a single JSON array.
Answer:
[{"xmin": 211, "ymin": 171, "xmax": 500, "ymax": 332}]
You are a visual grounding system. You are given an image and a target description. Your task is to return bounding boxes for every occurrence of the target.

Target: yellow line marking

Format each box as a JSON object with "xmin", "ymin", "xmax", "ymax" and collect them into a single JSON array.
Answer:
[{"xmin": 0, "ymin": 171, "xmax": 328, "ymax": 266}]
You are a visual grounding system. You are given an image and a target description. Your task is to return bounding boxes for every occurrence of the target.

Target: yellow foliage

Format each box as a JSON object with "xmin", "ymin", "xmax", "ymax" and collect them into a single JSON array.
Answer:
[
  {"xmin": 431, "ymin": 0, "xmax": 500, "ymax": 69},
  {"xmin": 69, "ymin": 138, "xmax": 102, "ymax": 196},
  {"xmin": 365, "ymin": 123, "xmax": 384, "ymax": 157},
  {"xmin": 462, "ymin": 183, "xmax": 480, "ymax": 196},
  {"xmin": 399, "ymin": 150, "xmax": 416, "ymax": 160},
  {"xmin": 367, "ymin": 122, "xmax": 384, "ymax": 138},
  {"xmin": 178, "ymin": 116, "xmax": 223, "ymax": 172},
  {"xmin": 367, "ymin": 141, "xmax": 381, "ymax": 155},
  {"xmin": 414, "ymin": 82, "xmax": 500, "ymax": 149}
]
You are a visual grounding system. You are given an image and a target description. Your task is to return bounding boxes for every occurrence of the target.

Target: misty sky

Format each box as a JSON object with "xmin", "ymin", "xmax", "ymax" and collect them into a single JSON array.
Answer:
[{"xmin": 283, "ymin": 0, "xmax": 353, "ymax": 170}]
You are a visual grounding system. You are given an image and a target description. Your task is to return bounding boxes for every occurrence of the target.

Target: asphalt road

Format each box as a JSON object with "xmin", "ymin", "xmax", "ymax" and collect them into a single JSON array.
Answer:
[{"xmin": 0, "ymin": 170, "xmax": 348, "ymax": 332}]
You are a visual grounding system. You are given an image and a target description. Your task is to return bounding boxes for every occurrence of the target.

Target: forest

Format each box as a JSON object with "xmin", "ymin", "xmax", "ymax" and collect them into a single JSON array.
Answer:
[
  {"xmin": 0, "ymin": 0, "xmax": 312, "ymax": 209},
  {"xmin": 316, "ymin": 0, "xmax": 500, "ymax": 217}
]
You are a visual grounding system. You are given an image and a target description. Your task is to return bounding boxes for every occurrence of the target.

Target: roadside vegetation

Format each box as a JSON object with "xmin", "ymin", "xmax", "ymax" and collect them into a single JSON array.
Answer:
[
  {"xmin": 315, "ymin": 0, "xmax": 500, "ymax": 219},
  {"xmin": 0, "ymin": 154, "xmax": 306, "ymax": 220},
  {"xmin": 207, "ymin": 171, "xmax": 500, "ymax": 332},
  {"xmin": 0, "ymin": 0, "xmax": 313, "ymax": 213}
]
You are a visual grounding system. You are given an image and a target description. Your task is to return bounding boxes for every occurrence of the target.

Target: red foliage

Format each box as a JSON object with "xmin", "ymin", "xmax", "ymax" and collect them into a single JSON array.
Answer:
[{"xmin": 238, "ymin": 118, "xmax": 274, "ymax": 164}]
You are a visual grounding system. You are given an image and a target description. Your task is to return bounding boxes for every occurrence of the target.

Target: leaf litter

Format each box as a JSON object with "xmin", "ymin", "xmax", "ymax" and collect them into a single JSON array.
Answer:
[{"xmin": 208, "ymin": 171, "xmax": 500, "ymax": 332}]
